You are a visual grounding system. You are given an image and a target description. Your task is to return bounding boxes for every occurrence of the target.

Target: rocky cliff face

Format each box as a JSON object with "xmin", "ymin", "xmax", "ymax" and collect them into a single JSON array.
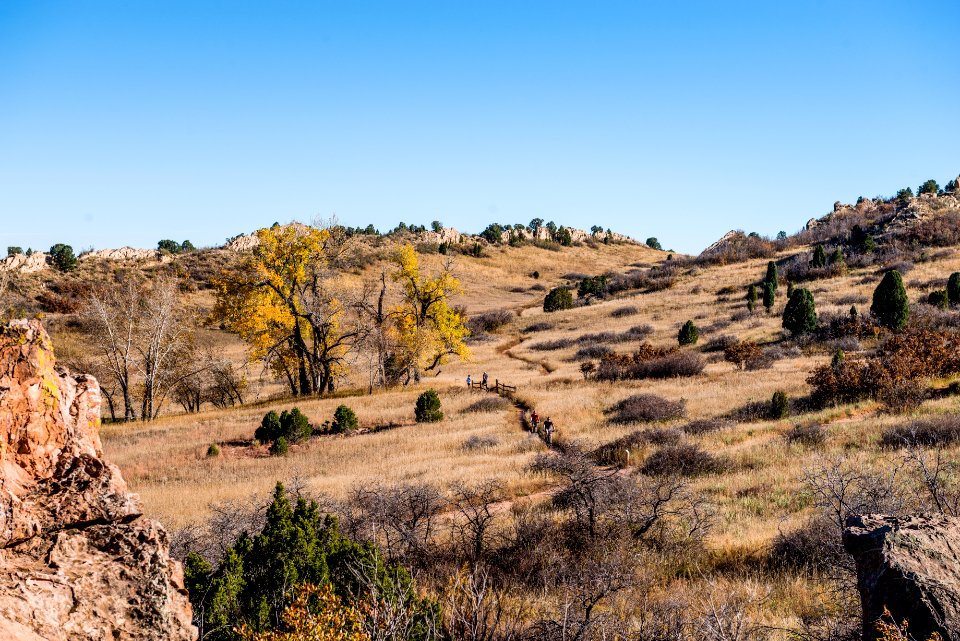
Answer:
[
  {"xmin": 0, "ymin": 320, "xmax": 196, "ymax": 641},
  {"xmin": 844, "ymin": 513, "xmax": 960, "ymax": 641}
]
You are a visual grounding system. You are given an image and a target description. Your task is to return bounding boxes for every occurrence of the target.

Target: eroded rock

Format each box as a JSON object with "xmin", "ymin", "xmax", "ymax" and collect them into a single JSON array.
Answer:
[
  {"xmin": 0, "ymin": 319, "xmax": 195, "ymax": 640},
  {"xmin": 844, "ymin": 513, "xmax": 960, "ymax": 641}
]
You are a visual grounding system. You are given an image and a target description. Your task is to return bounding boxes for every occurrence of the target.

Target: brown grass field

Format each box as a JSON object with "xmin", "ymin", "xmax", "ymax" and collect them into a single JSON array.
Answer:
[{"xmin": 91, "ymin": 237, "xmax": 960, "ymax": 634}]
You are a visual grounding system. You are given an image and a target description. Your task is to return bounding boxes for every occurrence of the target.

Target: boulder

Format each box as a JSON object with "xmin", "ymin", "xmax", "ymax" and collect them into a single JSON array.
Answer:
[
  {"xmin": 844, "ymin": 513, "xmax": 960, "ymax": 641},
  {"xmin": 0, "ymin": 320, "xmax": 196, "ymax": 640}
]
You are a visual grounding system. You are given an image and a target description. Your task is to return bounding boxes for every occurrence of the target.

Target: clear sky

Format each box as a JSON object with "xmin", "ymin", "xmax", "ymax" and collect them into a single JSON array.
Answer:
[{"xmin": 1, "ymin": 1, "xmax": 957, "ymax": 254}]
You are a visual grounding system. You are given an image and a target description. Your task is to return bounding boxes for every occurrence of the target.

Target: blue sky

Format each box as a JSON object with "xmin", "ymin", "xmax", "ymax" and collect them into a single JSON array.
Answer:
[{"xmin": 1, "ymin": 1, "xmax": 957, "ymax": 254}]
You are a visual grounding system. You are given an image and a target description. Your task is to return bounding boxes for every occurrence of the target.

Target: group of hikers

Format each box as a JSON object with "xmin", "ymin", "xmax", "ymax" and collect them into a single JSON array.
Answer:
[
  {"xmin": 524, "ymin": 409, "xmax": 555, "ymax": 446},
  {"xmin": 466, "ymin": 372, "xmax": 490, "ymax": 390},
  {"xmin": 465, "ymin": 372, "xmax": 555, "ymax": 446}
]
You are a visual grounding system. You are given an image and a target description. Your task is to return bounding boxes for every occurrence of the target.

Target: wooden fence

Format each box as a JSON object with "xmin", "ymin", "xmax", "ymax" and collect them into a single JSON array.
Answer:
[{"xmin": 469, "ymin": 379, "xmax": 517, "ymax": 395}]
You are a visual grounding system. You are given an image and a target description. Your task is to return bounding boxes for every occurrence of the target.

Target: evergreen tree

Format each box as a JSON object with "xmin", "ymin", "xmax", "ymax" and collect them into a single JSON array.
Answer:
[
  {"xmin": 787, "ymin": 281, "xmax": 794, "ymax": 298},
  {"xmin": 331, "ymin": 405, "xmax": 358, "ymax": 433},
  {"xmin": 678, "ymin": 320, "xmax": 699, "ymax": 346},
  {"xmin": 747, "ymin": 284, "xmax": 757, "ymax": 312},
  {"xmin": 49, "ymin": 243, "xmax": 77, "ymax": 272},
  {"xmin": 543, "ymin": 287, "xmax": 574, "ymax": 312},
  {"xmin": 782, "ymin": 288, "xmax": 817, "ymax": 335},
  {"xmin": 871, "ymin": 270, "xmax": 910, "ymax": 330},
  {"xmin": 415, "ymin": 389, "xmax": 443, "ymax": 423},
  {"xmin": 762, "ymin": 282, "xmax": 775, "ymax": 313},
  {"xmin": 948, "ymin": 272, "xmax": 960, "ymax": 306},
  {"xmin": 928, "ymin": 290, "xmax": 949, "ymax": 310},
  {"xmin": 918, "ymin": 179, "xmax": 940, "ymax": 195},
  {"xmin": 764, "ymin": 261, "xmax": 778, "ymax": 291},
  {"xmin": 811, "ymin": 244, "xmax": 826, "ymax": 268},
  {"xmin": 645, "ymin": 237, "xmax": 662, "ymax": 251},
  {"xmin": 769, "ymin": 390, "xmax": 789, "ymax": 419},
  {"xmin": 830, "ymin": 247, "xmax": 844, "ymax": 265}
]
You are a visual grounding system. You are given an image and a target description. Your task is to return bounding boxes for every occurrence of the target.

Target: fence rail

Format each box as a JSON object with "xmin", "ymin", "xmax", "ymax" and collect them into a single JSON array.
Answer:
[{"xmin": 469, "ymin": 379, "xmax": 517, "ymax": 395}]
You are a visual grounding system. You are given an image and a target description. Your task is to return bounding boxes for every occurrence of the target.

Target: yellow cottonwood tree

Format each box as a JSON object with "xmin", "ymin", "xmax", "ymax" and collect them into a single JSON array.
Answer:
[
  {"xmin": 390, "ymin": 244, "xmax": 469, "ymax": 383},
  {"xmin": 213, "ymin": 224, "xmax": 358, "ymax": 396}
]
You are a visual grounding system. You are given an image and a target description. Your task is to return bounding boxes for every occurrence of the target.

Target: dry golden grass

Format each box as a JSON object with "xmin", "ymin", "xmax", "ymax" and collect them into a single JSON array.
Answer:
[{"xmin": 96, "ymin": 239, "xmax": 960, "ymax": 635}]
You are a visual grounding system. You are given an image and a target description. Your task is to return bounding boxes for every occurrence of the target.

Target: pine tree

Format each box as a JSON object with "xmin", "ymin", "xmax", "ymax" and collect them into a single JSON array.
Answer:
[
  {"xmin": 948, "ymin": 272, "xmax": 960, "ymax": 306},
  {"xmin": 769, "ymin": 390, "xmax": 789, "ymax": 419},
  {"xmin": 782, "ymin": 288, "xmax": 817, "ymax": 335},
  {"xmin": 678, "ymin": 320, "xmax": 699, "ymax": 346},
  {"xmin": 811, "ymin": 244, "xmax": 826, "ymax": 268},
  {"xmin": 830, "ymin": 247, "xmax": 844, "ymax": 265},
  {"xmin": 747, "ymin": 284, "xmax": 757, "ymax": 312},
  {"xmin": 762, "ymin": 282, "xmax": 775, "ymax": 313},
  {"xmin": 871, "ymin": 270, "xmax": 910, "ymax": 330},
  {"xmin": 764, "ymin": 261, "xmax": 778, "ymax": 291},
  {"xmin": 415, "ymin": 389, "xmax": 443, "ymax": 422}
]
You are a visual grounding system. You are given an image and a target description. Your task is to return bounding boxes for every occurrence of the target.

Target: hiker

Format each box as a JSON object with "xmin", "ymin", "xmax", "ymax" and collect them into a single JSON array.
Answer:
[
  {"xmin": 544, "ymin": 417, "xmax": 554, "ymax": 445},
  {"xmin": 466, "ymin": 374, "xmax": 472, "ymax": 388},
  {"xmin": 482, "ymin": 372, "xmax": 488, "ymax": 390},
  {"xmin": 530, "ymin": 410, "xmax": 539, "ymax": 432}
]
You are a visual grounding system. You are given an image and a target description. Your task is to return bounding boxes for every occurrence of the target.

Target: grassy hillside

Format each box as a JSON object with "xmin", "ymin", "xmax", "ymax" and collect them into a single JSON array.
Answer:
[{"xmin": 88, "ymin": 208, "xmax": 960, "ymax": 635}]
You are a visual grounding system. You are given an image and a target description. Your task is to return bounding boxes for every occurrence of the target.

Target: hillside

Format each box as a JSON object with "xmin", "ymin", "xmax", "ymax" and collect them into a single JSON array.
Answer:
[{"xmin": 6, "ymin": 184, "xmax": 960, "ymax": 637}]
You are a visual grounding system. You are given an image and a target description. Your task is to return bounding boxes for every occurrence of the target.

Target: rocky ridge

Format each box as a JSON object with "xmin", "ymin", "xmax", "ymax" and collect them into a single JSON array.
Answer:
[{"xmin": 0, "ymin": 320, "xmax": 195, "ymax": 640}]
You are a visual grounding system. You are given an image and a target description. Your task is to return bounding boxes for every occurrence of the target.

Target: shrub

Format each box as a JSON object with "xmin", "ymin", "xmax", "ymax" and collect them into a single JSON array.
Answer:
[
  {"xmin": 543, "ymin": 287, "xmax": 574, "ymax": 312},
  {"xmin": 677, "ymin": 320, "xmax": 699, "ymax": 346},
  {"xmin": 523, "ymin": 321, "xmax": 553, "ymax": 333},
  {"xmin": 529, "ymin": 338, "xmax": 575, "ymax": 351},
  {"xmin": 49, "ymin": 243, "xmax": 77, "ymax": 272},
  {"xmin": 280, "ymin": 408, "xmax": 311, "ymax": 442},
  {"xmin": 255, "ymin": 410, "xmax": 282, "ymax": 443},
  {"xmin": 610, "ymin": 305, "xmax": 639, "ymax": 318},
  {"xmin": 206, "ymin": 443, "xmax": 220, "ymax": 457},
  {"xmin": 331, "ymin": 405, "xmax": 358, "ymax": 433},
  {"xmin": 607, "ymin": 394, "xmax": 686, "ymax": 423},
  {"xmin": 624, "ymin": 323, "xmax": 655, "ymax": 339},
  {"xmin": 782, "ymin": 288, "xmax": 817, "ymax": 335},
  {"xmin": 532, "ymin": 270, "xmax": 540, "ymax": 279},
  {"xmin": 596, "ymin": 349, "xmax": 704, "ymax": 381},
  {"xmin": 592, "ymin": 428, "xmax": 682, "ymax": 465},
  {"xmin": 703, "ymin": 334, "xmax": 738, "ymax": 353},
  {"xmin": 577, "ymin": 275, "xmax": 608, "ymax": 298},
  {"xmin": 769, "ymin": 390, "xmax": 789, "ymax": 419},
  {"xmin": 468, "ymin": 309, "xmax": 514, "ymax": 334},
  {"xmin": 415, "ymin": 389, "xmax": 443, "ymax": 422},
  {"xmin": 880, "ymin": 416, "xmax": 960, "ymax": 448},
  {"xmin": 724, "ymin": 340, "xmax": 763, "ymax": 370},
  {"xmin": 640, "ymin": 444, "xmax": 724, "ymax": 477},
  {"xmin": 871, "ymin": 269, "xmax": 909, "ymax": 330},
  {"xmin": 465, "ymin": 396, "xmax": 511, "ymax": 413},
  {"xmin": 574, "ymin": 344, "xmax": 613, "ymax": 360},
  {"xmin": 461, "ymin": 435, "xmax": 499, "ymax": 451},
  {"xmin": 928, "ymin": 289, "xmax": 950, "ymax": 309},
  {"xmin": 681, "ymin": 418, "xmax": 730, "ymax": 435},
  {"xmin": 269, "ymin": 436, "xmax": 289, "ymax": 456},
  {"xmin": 949, "ymin": 272, "xmax": 960, "ymax": 306},
  {"xmin": 784, "ymin": 423, "xmax": 825, "ymax": 446}
]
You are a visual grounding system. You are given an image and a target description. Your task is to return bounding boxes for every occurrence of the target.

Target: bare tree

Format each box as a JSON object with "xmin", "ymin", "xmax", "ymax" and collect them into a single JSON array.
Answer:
[
  {"xmin": 83, "ymin": 276, "xmax": 204, "ymax": 420},
  {"xmin": 84, "ymin": 278, "xmax": 141, "ymax": 420},
  {"xmin": 449, "ymin": 480, "xmax": 504, "ymax": 564},
  {"xmin": 346, "ymin": 482, "xmax": 443, "ymax": 565},
  {"xmin": 443, "ymin": 564, "xmax": 527, "ymax": 641}
]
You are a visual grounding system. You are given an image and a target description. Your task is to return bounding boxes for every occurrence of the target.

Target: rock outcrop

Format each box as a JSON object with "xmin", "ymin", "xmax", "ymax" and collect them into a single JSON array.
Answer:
[
  {"xmin": 0, "ymin": 320, "xmax": 196, "ymax": 640},
  {"xmin": 844, "ymin": 513, "xmax": 960, "ymax": 641},
  {"xmin": 0, "ymin": 253, "xmax": 49, "ymax": 274},
  {"xmin": 80, "ymin": 246, "xmax": 167, "ymax": 262}
]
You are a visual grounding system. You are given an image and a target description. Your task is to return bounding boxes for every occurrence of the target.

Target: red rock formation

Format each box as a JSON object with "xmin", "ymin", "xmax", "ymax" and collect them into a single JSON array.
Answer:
[{"xmin": 0, "ymin": 319, "xmax": 196, "ymax": 640}]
